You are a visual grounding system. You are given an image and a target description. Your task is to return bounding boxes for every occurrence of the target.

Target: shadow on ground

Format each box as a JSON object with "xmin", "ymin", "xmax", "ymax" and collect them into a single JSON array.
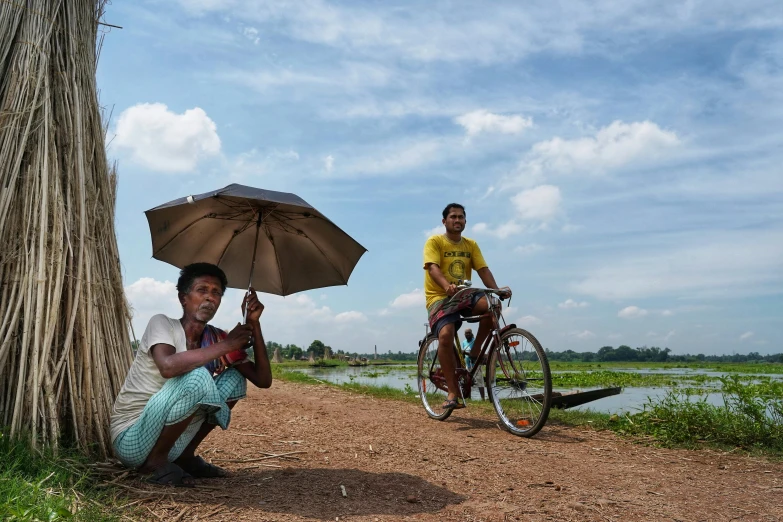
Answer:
[
  {"xmin": 176, "ymin": 467, "xmax": 465, "ymax": 520},
  {"xmin": 448, "ymin": 414, "xmax": 588, "ymax": 444}
]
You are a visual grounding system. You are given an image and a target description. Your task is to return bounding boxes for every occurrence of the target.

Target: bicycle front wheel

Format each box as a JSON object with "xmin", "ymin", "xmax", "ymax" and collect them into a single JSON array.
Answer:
[
  {"xmin": 417, "ymin": 335, "xmax": 453, "ymax": 421},
  {"xmin": 486, "ymin": 328, "xmax": 552, "ymax": 437}
]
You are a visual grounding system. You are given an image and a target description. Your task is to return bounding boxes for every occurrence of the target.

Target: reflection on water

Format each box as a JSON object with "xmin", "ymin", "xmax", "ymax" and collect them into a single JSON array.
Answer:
[{"xmin": 290, "ymin": 364, "xmax": 765, "ymax": 414}]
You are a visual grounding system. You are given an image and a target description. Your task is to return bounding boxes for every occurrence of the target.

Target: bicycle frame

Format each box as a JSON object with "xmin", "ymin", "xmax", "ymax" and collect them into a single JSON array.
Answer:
[{"xmin": 424, "ymin": 286, "xmax": 509, "ymax": 395}]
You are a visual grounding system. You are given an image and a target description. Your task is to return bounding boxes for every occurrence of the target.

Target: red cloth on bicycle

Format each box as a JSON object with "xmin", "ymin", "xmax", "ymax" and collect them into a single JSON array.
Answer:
[{"xmin": 427, "ymin": 288, "xmax": 484, "ymax": 330}]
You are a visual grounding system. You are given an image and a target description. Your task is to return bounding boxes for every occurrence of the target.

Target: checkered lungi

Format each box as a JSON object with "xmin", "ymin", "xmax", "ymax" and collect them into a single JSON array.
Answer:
[{"xmin": 112, "ymin": 367, "xmax": 246, "ymax": 468}]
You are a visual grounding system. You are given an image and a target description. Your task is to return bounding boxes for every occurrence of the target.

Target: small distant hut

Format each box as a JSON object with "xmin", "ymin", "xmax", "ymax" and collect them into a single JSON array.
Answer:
[{"xmin": 272, "ymin": 347, "xmax": 283, "ymax": 363}]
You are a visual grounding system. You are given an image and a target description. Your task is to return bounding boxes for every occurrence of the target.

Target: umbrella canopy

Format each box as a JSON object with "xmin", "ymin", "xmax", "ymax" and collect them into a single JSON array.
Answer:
[{"xmin": 145, "ymin": 184, "xmax": 367, "ymax": 295}]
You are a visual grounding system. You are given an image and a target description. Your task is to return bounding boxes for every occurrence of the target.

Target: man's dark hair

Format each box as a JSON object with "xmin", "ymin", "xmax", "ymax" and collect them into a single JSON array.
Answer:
[
  {"xmin": 177, "ymin": 263, "xmax": 228, "ymax": 294},
  {"xmin": 442, "ymin": 203, "xmax": 466, "ymax": 220}
]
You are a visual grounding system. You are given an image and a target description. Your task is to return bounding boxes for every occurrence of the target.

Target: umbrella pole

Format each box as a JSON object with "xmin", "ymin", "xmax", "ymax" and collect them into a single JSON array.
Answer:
[{"xmin": 244, "ymin": 211, "xmax": 263, "ymax": 323}]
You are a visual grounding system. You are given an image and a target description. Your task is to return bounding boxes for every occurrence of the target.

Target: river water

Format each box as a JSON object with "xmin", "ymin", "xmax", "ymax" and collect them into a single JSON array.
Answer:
[{"xmin": 291, "ymin": 364, "xmax": 781, "ymax": 414}]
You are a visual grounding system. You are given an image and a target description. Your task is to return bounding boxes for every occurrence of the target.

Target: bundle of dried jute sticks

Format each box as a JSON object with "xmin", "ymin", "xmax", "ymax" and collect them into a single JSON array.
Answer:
[{"xmin": 0, "ymin": 0, "xmax": 132, "ymax": 456}]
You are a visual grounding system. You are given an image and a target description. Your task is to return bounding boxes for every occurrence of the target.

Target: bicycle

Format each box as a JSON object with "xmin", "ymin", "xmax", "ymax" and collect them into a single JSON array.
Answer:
[{"xmin": 416, "ymin": 282, "xmax": 552, "ymax": 437}]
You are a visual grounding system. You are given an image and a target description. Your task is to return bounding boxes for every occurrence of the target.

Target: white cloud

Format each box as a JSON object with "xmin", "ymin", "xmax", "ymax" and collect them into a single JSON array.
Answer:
[
  {"xmin": 390, "ymin": 289, "xmax": 425, "ymax": 309},
  {"xmin": 176, "ymin": 1, "xmax": 783, "ymax": 64},
  {"xmin": 618, "ymin": 306, "xmax": 648, "ymax": 319},
  {"xmin": 511, "ymin": 185, "xmax": 562, "ymax": 222},
  {"xmin": 224, "ymin": 61, "xmax": 393, "ymax": 92},
  {"xmin": 335, "ymin": 311, "xmax": 367, "ymax": 322},
  {"xmin": 473, "ymin": 185, "xmax": 561, "ymax": 240},
  {"xmin": 423, "ymin": 225, "xmax": 443, "ymax": 237},
  {"xmin": 517, "ymin": 315, "xmax": 542, "ymax": 327},
  {"xmin": 242, "ymin": 26, "xmax": 260, "ymax": 44},
  {"xmin": 661, "ymin": 309, "xmax": 674, "ymax": 317},
  {"xmin": 517, "ymin": 121, "xmax": 679, "ymax": 184},
  {"xmin": 572, "ymin": 330, "xmax": 596, "ymax": 339},
  {"xmin": 114, "ymin": 103, "xmax": 221, "ymax": 172},
  {"xmin": 324, "ymin": 155, "xmax": 334, "ymax": 172},
  {"xmin": 125, "ymin": 278, "xmax": 181, "ymax": 335},
  {"xmin": 471, "ymin": 220, "xmax": 525, "ymax": 239},
  {"xmin": 513, "ymin": 243, "xmax": 544, "ymax": 256},
  {"xmin": 664, "ymin": 330, "xmax": 675, "ymax": 342},
  {"xmin": 740, "ymin": 331, "xmax": 754, "ymax": 341},
  {"xmin": 607, "ymin": 333, "xmax": 622, "ymax": 340},
  {"xmin": 229, "ymin": 147, "xmax": 299, "ymax": 179},
  {"xmin": 338, "ymin": 138, "xmax": 442, "ymax": 177},
  {"xmin": 558, "ymin": 298, "xmax": 589, "ymax": 309},
  {"xmin": 455, "ymin": 110, "xmax": 532, "ymax": 137},
  {"xmin": 574, "ymin": 230, "xmax": 783, "ymax": 300}
]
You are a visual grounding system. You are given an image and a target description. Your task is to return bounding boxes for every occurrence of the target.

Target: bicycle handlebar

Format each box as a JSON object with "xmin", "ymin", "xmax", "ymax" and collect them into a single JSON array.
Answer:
[{"xmin": 454, "ymin": 280, "xmax": 511, "ymax": 300}]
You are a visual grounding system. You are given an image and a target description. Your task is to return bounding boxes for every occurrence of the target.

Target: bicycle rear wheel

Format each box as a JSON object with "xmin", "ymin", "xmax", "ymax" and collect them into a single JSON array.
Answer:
[
  {"xmin": 417, "ymin": 335, "xmax": 454, "ymax": 421},
  {"xmin": 486, "ymin": 328, "xmax": 552, "ymax": 437}
]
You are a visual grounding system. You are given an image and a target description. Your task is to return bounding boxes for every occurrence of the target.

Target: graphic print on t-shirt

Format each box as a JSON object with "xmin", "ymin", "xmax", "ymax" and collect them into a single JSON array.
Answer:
[
  {"xmin": 444, "ymin": 251, "xmax": 471, "ymax": 280},
  {"xmin": 448, "ymin": 259, "xmax": 465, "ymax": 279}
]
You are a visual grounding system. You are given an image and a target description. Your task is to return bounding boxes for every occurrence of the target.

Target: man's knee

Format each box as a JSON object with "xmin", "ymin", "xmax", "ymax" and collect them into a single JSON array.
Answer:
[
  {"xmin": 216, "ymin": 368, "xmax": 247, "ymax": 403},
  {"xmin": 179, "ymin": 367, "xmax": 214, "ymax": 395},
  {"xmin": 438, "ymin": 323, "xmax": 455, "ymax": 344}
]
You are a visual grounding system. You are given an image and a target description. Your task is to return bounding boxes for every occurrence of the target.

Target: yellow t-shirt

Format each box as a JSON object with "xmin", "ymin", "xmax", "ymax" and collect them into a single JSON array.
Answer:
[{"xmin": 422, "ymin": 235, "xmax": 488, "ymax": 309}]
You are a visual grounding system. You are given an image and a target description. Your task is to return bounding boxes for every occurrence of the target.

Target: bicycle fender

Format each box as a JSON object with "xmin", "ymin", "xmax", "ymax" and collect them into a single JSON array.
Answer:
[{"xmin": 499, "ymin": 324, "xmax": 517, "ymax": 335}]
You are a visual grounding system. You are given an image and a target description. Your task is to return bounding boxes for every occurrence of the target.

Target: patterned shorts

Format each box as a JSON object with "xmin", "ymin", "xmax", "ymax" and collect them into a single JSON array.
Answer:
[
  {"xmin": 112, "ymin": 367, "xmax": 246, "ymax": 468},
  {"xmin": 428, "ymin": 289, "xmax": 486, "ymax": 336}
]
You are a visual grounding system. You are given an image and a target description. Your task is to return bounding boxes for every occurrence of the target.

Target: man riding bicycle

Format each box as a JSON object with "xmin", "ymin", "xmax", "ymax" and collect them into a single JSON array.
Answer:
[{"xmin": 423, "ymin": 203, "xmax": 511, "ymax": 411}]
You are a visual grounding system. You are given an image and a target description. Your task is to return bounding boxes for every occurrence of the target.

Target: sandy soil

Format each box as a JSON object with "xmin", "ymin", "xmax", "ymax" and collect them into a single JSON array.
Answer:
[{"xmin": 121, "ymin": 380, "xmax": 783, "ymax": 522}]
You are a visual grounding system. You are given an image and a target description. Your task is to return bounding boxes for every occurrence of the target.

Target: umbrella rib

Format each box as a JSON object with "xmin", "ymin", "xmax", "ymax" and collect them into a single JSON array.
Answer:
[
  {"xmin": 293, "ymin": 217, "xmax": 347, "ymax": 283},
  {"xmin": 152, "ymin": 215, "xmax": 211, "ymax": 257},
  {"xmin": 264, "ymin": 226, "xmax": 287, "ymax": 295},
  {"xmin": 215, "ymin": 220, "xmax": 255, "ymax": 267}
]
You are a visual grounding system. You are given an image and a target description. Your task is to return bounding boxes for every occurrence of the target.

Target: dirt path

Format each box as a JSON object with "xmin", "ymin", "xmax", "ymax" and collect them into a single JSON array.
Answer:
[{"xmin": 131, "ymin": 381, "xmax": 782, "ymax": 521}]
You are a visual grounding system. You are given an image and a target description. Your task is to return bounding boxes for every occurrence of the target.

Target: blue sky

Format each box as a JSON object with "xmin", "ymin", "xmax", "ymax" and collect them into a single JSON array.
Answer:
[{"xmin": 101, "ymin": 0, "xmax": 783, "ymax": 355}]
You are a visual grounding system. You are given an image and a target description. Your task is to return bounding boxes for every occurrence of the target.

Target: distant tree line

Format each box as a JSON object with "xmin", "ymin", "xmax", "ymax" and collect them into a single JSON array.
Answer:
[
  {"xmin": 266, "ymin": 341, "xmax": 783, "ymax": 364},
  {"xmin": 133, "ymin": 338, "xmax": 781, "ymax": 364},
  {"xmin": 546, "ymin": 345, "xmax": 783, "ymax": 364}
]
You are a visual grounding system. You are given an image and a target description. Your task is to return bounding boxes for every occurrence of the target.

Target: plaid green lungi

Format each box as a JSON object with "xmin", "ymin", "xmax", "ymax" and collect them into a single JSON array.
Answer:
[{"xmin": 113, "ymin": 367, "xmax": 246, "ymax": 468}]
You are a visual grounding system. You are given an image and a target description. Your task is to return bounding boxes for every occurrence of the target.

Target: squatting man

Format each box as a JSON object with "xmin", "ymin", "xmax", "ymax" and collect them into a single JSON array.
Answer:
[{"xmin": 111, "ymin": 263, "xmax": 272, "ymax": 486}]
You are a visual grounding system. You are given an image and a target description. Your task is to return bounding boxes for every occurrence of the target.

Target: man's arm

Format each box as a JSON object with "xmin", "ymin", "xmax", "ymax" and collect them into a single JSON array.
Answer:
[
  {"xmin": 426, "ymin": 263, "xmax": 457, "ymax": 297},
  {"xmin": 235, "ymin": 321, "xmax": 272, "ymax": 388},
  {"xmin": 476, "ymin": 267, "xmax": 511, "ymax": 297},
  {"xmin": 150, "ymin": 325, "xmax": 252, "ymax": 379},
  {"xmin": 234, "ymin": 289, "xmax": 273, "ymax": 388},
  {"xmin": 475, "ymin": 266, "xmax": 499, "ymax": 289}
]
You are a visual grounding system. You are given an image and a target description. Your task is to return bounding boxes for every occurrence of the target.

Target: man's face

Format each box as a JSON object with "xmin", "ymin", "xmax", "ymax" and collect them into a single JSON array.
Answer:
[
  {"xmin": 443, "ymin": 207, "xmax": 466, "ymax": 235},
  {"xmin": 180, "ymin": 275, "xmax": 223, "ymax": 323},
  {"xmin": 465, "ymin": 331, "xmax": 474, "ymax": 341}
]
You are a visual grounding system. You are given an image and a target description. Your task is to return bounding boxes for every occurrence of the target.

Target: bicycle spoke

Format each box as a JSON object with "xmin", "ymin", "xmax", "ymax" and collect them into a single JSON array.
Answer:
[
  {"xmin": 487, "ymin": 329, "xmax": 552, "ymax": 436},
  {"xmin": 417, "ymin": 335, "xmax": 453, "ymax": 421}
]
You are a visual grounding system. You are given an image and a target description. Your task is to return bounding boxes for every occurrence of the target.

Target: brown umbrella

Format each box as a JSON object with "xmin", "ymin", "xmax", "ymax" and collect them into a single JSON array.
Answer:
[{"xmin": 145, "ymin": 184, "xmax": 366, "ymax": 296}]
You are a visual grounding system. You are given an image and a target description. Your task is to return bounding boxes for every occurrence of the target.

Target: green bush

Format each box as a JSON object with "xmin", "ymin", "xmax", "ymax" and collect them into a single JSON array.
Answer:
[{"xmin": 614, "ymin": 376, "xmax": 783, "ymax": 452}]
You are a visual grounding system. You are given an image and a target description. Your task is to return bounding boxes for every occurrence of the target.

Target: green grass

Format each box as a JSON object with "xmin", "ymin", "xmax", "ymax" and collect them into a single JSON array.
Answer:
[
  {"xmin": 549, "ymin": 360, "xmax": 783, "ymax": 374},
  {"xmin": 551, "ymin": 369, "xmax": 714, "ymax": 388},
  {"xmin": 0, "ymin": 433, "xmax": 132, "ymax": 521},
  {"xmin": 612, "ymin": 376, "xmax": 783, "ymax": 454}
]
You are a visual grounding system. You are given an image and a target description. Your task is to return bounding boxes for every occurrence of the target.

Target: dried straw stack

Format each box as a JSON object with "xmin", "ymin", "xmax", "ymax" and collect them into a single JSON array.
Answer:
[{"xmin": 0, "ymin": 1, "xmax": 132, "ymax": 456}]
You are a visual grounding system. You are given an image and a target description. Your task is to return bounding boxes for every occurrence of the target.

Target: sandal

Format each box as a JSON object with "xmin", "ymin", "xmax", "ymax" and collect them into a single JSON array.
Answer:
[
  {"xmin": 441, "ymin": 399, "xmax": 465, "ymax": 411},
  {"xmin": 143, "ymin": 462, "xmax": 195, "ymax": 487},
  {"xmin": 174, "ymin": 455, "xmax": 227, "ymax": 478}
]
